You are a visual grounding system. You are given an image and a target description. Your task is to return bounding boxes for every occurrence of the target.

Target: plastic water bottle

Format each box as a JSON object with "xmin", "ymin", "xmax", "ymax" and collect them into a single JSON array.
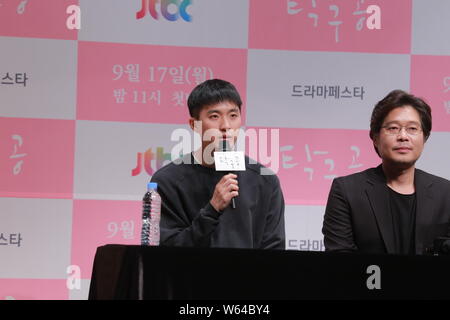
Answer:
[{"xmin": 141, "ymin": 182, "xmax": 161, "ymax": 246}]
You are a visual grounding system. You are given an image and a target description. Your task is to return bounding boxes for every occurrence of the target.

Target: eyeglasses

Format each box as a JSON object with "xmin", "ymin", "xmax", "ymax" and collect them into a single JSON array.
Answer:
[{"xmin": 381, "ymin": 125, "xmax": 423, "ymax": 136}]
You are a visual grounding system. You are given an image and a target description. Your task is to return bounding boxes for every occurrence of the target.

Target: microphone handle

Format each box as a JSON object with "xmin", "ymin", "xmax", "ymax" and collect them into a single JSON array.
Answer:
[{"xmin": 230, "ymin": 171, "xmax": 236, "ymax": 209}]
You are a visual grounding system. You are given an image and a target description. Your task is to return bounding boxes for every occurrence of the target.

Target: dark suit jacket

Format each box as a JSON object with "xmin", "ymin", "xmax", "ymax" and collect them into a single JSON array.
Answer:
[{"xmin": 322, "ymin": 165, "xmax": 450, "ymax": 255}]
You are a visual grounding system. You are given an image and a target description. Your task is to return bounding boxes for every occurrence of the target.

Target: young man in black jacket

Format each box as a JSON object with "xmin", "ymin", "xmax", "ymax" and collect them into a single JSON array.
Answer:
[{"xmin": 151, "ymin": 79, "xmax": 285, "ymax": 249}]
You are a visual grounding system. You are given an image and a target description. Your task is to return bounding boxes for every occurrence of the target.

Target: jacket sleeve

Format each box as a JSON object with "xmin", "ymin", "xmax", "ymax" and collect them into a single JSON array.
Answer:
[
  {"xmin": 261, "ymin": 175, "xmax": 286, "ymax": 250},
  {"xmin": 322, "ymin": 178, "xmax": 358, "ymax": 252},
  {"xmin": 151, "ymin": 175, "xmax": 221, "ymax": 247}
]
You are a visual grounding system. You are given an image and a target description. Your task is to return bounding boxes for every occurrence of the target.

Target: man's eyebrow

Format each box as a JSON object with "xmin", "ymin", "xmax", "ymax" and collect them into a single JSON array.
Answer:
[
  {"xmin": 383, "ymin": 120, "xmax": 421, "ymax": 125},
  {"xmin": 206, "ymin": 107, "xmax": 240, "ymax": 114}
]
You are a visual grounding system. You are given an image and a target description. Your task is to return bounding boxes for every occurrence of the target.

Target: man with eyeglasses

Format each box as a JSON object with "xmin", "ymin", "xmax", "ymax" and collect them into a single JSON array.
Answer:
[{"xmin": 322, "ymin": 89, "xmax": 450, "ymax": 255}]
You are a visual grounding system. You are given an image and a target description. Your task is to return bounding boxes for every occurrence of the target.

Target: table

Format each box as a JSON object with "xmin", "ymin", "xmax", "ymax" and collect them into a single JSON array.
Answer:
[{"xmin": 88, "ymin": 244, "xmax": 450, "ymax": 300}]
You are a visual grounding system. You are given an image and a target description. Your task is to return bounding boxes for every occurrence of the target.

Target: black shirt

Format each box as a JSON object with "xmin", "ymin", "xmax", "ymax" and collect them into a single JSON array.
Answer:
[
  {"xmin": 388, "ymin": 188, "xmax": 417, "ymax": 255},
  {"xmin": 150, "ymin": 153, "xmax": 285, "ymax": 249}
]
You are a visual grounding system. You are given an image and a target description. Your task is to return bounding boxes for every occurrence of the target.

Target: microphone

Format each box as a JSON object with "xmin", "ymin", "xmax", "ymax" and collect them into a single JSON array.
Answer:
[{"xmin": 221, "ymin": 139, "xmax": 236, "ymax": 209}]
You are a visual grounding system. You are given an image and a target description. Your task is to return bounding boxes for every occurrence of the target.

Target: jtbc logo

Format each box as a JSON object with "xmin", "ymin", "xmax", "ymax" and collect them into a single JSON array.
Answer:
[
  {"xmin": 132, "ymin": 147, "xmax": 171, "ymax": 176},
  {"xmin": 136, "ymin": 0, "xmax": 192, "ymax": 22}
]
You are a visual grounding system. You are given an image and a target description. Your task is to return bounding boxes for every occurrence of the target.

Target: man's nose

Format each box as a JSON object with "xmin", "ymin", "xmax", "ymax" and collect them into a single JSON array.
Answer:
[
  {"xmin": 220, "ymin": 117, "xmax": 231, "ymax": 131},
  {"xmin": 397, "ymin": 127, "xmax": 410, "ymax": 140}
]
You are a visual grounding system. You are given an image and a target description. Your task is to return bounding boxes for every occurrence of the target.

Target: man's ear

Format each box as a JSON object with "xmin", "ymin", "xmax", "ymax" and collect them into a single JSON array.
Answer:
[
  {"xmin": 189, "ymin": 117, "xmax": 196, "ymax": 131},
  {"xmin": 372, "ymin": 134, "xmax": 381, "ymax": 157},
  {"xmin": 372, "ymin": 135, "xmax": 377, "ymax": 145}
]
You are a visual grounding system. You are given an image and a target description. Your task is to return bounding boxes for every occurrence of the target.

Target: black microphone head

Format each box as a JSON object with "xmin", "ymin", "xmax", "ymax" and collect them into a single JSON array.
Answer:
[{"xmin": 221, "ymin": 139, "xmax": 232, "ymax": 152}]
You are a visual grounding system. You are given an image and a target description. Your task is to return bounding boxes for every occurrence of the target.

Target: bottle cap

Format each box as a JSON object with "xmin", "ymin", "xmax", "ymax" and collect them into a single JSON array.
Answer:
[{"xmin": 147, "ymin": 182, "xmax": 158, "ymax": 190}]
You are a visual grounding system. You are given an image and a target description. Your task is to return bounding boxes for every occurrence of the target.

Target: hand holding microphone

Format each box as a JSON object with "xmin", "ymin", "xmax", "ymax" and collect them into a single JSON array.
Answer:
[{"xmin": 210, "ymin": 173, "xmax": 238, "ymax": 212}]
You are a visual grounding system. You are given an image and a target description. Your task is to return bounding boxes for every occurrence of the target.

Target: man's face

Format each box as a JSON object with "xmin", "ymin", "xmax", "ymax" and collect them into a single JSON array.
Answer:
[
  {"xmin": 373, "ymin": 106, "xmax": 425, "ymax": 168},
  {"xmin": 189, "ymin": 101, "xmax": 242, "ymax": 162}
]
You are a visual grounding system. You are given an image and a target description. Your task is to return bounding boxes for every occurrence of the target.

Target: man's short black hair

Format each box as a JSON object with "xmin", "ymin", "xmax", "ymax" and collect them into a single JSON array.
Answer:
[
  {"xmin": 369, "ymin": 89, "xmax": 432, "ymax": 156},
  {"xmin": 187, "ymin": 79, "xmax": 242, "ymax": 118}
]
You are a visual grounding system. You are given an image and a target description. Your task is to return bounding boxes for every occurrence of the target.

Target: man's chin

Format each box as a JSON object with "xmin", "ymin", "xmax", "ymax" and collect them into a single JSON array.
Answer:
[{"xmin": 384, "ymin": 156, "xmax": 418, "ymax": 169}]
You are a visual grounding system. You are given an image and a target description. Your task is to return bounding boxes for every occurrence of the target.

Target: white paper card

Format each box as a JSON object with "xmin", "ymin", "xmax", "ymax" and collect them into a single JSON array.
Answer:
[{"xmin": 214, "ymin": 151, "xmax": 246, "ymax": 171}]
